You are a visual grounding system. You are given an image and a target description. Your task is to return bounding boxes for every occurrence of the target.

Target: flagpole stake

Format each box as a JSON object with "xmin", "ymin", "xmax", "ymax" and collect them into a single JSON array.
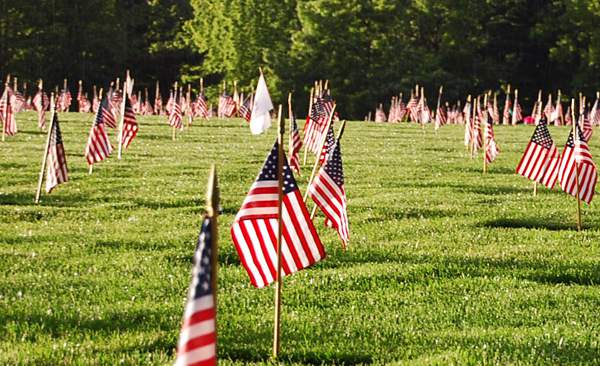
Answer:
[
  {"xmin": 206, "ymin": 164, "xmax": 219, "ymax": 316},
  {"xmin": 35, "ymin": 94, "xmax": 56, "ymax": 203},
  {"xmin": 273, "ymin": 104, "xmax": 285, "ymax": 359}
]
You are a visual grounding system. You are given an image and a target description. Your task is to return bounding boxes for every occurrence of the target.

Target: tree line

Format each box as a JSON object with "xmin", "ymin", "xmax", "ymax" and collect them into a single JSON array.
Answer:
[{"xmin": 2, "ymin": 0, "xmax": 600, "ymax": 118}]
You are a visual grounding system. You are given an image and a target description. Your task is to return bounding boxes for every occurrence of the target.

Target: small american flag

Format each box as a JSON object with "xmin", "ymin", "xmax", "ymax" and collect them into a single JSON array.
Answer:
[
  {"xmin": 558, "ymin": 125, "xmax": 597, "ymax": 204},
  {"xmin": 502, "ymin": 95, "xmax": 512, "ymax": 125},
  {"xmin": 218, "ymin": 92, "xmax": 236, "ymax": 118},
  {"xmin": 309, "ymin": 139, "xmax": 349, "ymax": 249},
  {"xmin": 543, "ymin": 98, "xmax": 554, "ymax": 122},
  {"xmin": 484, "ymin": 118, "xmax": 499, "ymax": 163},
  {"xmin": 516, "ymin": 118, "xmax": 559, "ymax": 189},
  {"xmin": 85, "ymin": 98, "xmax": 113, "ymax": 165},
  {"xmin": 289, "ymin": 112, "xmax": 302, "ymax": 174},
  {"xmin": 99, "ymin": 96, "xmax": 117, "ymax": 129},
  {"xmin": 435, "ymin": 105, "xmax": 447, "ymax": 130},
  {"xmin": 0, "ymin": 87, "xmax": 16, "ymax": 136},
  {"xmin": 581, "ymin": 113, "xmax": 593, "ymax": 142},
  {"xmin": 45, "ymin": 112, "xmax": 69, "ymax": 193},
  {"xmin": 511, "ymin": 100, "xmax": 523, "ymax": 125},
  {"xmin": 175, "ymin": 216, "xmax": 217, "ymax": 366},
  {"xmin": 238, "ymin": 95, "xmax": 252, "ymax": 122},
  {"xmin": 33, "ymin": 90, "xmax": 49, "ymax": 129},
  {"xmin": 169, "ymin": 99, "xmax": 183, "ymax": 130},
  {"xmin": 231, "ymin": 141, "xmax": 325, "ymax": 288},
  {"xmin": 121, "ymin": 97, "xmax": 139, "ymax": 149},
  {"xmin": 194, "ymin": 94, "xmax": 208, "ymax": 119}
]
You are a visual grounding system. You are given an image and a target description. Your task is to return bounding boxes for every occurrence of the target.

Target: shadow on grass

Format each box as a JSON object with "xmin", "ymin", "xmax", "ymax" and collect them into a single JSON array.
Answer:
[
  {"xmin": 322, "ymin": 252, "xmax": 600, "ymax": 286},
  {"xmin": 362, "ymin": 207, "xmax": 461, "ymax": 222},
  {"xmin": 480, "ymin": 218, "xmax": 580, "ymax": 231},
  {"xmin": 390, "ymin": 181, "xmax": 531, "ymax": 195},
  {"xmin": 0, "ymin": 191, "xmax": 91, "ymax": 207}
]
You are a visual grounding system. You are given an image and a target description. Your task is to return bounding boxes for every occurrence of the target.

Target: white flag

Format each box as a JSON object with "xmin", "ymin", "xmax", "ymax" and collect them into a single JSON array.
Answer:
[{"xmin": 250, "ymin": 73, "xmax": 273, "ymax": 135}]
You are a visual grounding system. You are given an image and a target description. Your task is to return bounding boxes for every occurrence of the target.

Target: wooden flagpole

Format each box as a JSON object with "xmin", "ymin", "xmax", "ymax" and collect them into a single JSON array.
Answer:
[
  {"xmin": 35, "ymin": 93, "xmax": 56, "ymax": 204},
  {"xmin": 420, "ymin": 87, "xmax": 426, "ymax": 129},
  {"xmin": 471, "ymin": 95, "xmax": 478, "ymax": 159},
  {"xmin": 187, "ymin": 84, "xmax": 192, "ymax": 127},
  {"xmin": 571, "ymin": 99, "xmax": 582, "ymax": 231},
  {"xmin": 288, "ymin": 92, "xmax": 293, "ymax": 166},
  {"xmin": 273, "ymin": 104, "xmax": 284, "ymax": 359},
  {"xmin": 302, "ymin": 88, "xmax": 314, "ymax": 166},
  {"xmin": 303, "ymin": 103, "xmax": 337, "ymax": 202},
  {"xmin": 483, "ymin": 94, "xmax": 488, "ymax": 173},
  {"xmin": 117, "ymin": 70, "xmax": 130, "ymax": 159},
  {"xmin": 89, "ymin": 88, "xmax": 103, "ymax": 175},
  {"xmin": 206, "ymin": 163, "xmax": 219, "ymax": 319}
]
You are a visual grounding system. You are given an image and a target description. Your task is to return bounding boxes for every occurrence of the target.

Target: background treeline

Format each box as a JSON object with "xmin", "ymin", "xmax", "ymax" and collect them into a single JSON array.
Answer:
[{"xmin": 2, "ymin": 0, "xmax": 600, "ymax": 118}]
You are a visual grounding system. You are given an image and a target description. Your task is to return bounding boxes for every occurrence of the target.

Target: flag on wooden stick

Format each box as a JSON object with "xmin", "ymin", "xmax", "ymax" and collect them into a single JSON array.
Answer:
[
  {"xmin": 558, "ymin": 124, "xmax": 597, "ymax": 204},
  {"xmin": 121, "ymin": 97, "xmax": 139, "ymax": 149},
  {"xmin": 231, "ymin": 141, "xmax": 325, "ymax": 288},
  {"xmin": 85, "ymin": 97, "xmax": 113, "ymax": 165},
  {"xmin": 45, "ymin": 113, "xmax": 69, "ymax": 193},
  {"xmin": 309, "ymin": 131, "xmax": 349, "ymax": 249},
  {"xmin": 249, "ymin": 72, "xmax": 273, "ymax": 134},
  {"xmin": 516, "ymin": 118, "xmax": 559, "ymax": 189}
]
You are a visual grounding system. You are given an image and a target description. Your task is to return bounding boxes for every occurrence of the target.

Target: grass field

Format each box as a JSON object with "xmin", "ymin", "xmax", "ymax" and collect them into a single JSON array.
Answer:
[{"xmin": 1, "ymin": 111, "xmax": 599, "ymax": 365}]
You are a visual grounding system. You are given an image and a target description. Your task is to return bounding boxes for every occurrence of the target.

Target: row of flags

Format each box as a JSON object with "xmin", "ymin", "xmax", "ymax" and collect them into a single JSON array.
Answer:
[
  {"xmin": 372, "ymin": 86, "xmax": 600, "ymax": 130},
  {"xmin": 517, "ymin": 117, "xmax": 597, "ymax": 204}
]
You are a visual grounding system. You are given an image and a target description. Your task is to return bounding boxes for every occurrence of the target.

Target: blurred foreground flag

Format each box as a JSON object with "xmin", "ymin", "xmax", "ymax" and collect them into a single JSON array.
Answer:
[
  {"xmin": 231, "ymin": 142, "xmax": 325, "ymax": 288},
  {"xmin": 249, "ymin": 72, "xmax": 273, "ymax": 135},
  {"xmin": 175, "ymin": 216, "xmax": 217, "ymax": 366}
]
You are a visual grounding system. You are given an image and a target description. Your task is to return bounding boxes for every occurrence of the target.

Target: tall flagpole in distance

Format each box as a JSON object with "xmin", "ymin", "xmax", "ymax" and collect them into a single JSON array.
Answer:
[
  {"xmin": 273, "ymin": 104, "xmax": 284, "ymax": 359},
  {"xmin": 571, "ymin": 99, "xmax": 582, "ymax": 231},
  {"xmin": 35, "ymin": 93, "xmax": 56, "ymax": 204}
]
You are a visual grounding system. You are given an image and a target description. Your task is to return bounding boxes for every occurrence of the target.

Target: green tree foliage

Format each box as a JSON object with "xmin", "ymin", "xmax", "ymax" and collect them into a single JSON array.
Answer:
[{"xmin": 2, "ymin": 0, "xmax": 600, "ymax": 117}]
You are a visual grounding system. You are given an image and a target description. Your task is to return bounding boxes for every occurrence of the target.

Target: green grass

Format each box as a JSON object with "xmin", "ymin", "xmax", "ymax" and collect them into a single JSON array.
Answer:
[{"xmin": 1, "ymin": 111, "xmax": 599, "ymax": 365}]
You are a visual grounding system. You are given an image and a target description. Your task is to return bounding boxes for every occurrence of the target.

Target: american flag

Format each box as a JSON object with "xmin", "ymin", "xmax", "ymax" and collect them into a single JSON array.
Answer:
[
  {"xmin": 304, "ymin": 96, "xmax": 332, "ymax": 153},
  {"xmin": 166, "ymin": 91, "xmax": 175, "ymax": 115},
  {"xmin": 195, "ymin": 94, "xmax": 209, "ymax": 119},
  {"xmin": 33, "ymin": 90, "xmax": 49, "ymax": 129},
  {"xmin": 121, "ymin": 97, "xmax": 139, "ymax": 149},
  {"xmin": 92, "ymin": 90, "xmax": 100, "ymax": 114},
  {"xmin": 155, "ymin": 91, "xmax": 163, "ymax": 115},
  {"xmin": 230, "ymin": 142, "xmax": 325, "ymax": 288},
  {"xmin": 218, "ymin": 92, "xmax": 236, "ymax": 118},
  {"xmin": 463, "ymin": 100, "xmax": 472, "ymax": 147},
  {"xmin": 57, "ymin": 89, "xmax": 72, "ymax": 112},
  {"xmin": 309, "ymin": 140, "xmax": 349, "ymax": 249},
  {"xmin": 435, "ymin": 105, "xmax": 447, "ymax": 130},
  {"xmin": 484, "ymin": 118, "xmax": 499, "ymax": 163},
  {"xmin": 406, "ymin": 94, "xmax": 419, "ymax": 122},
  {"xmin": 374, "ymin": 104, "xmax": 386, "ymax": 122},
  {"xmin": 319, "ymin": 122, "xmax": 336, "ymax": 165},
  {"xmin": 0, "ymin": 86, "xmax": 16, "ymax": 136},
  {"xmin": 289, "ymin": 112, "xmax": 302, "ymax": 173},
  {"xmin": 581, "ymin": 113, "xmax": 593, "ymax": 142},
  {"xmin": 238, "ymin": 94, "xmax": 252, "ymax": 122},
  {"xmin": 11, "ymin": 91, "xmax": 25, "ymax": 113},
  {"xmin": 502, "ymin": 94, "xmax": 512, "ymax": 125},
  {"xmin": 543, "ymin": 98, "xmax": 554, "ymax": 122},
  {"xmin": 45, "ymin": 112, "xmax": 69, "ymax": 193},
  {"xmin": 558, "ymin": 125, "xmax": 597, "ymax": 204},
  {"xmin": 511, "ymin": 100, "xmax": 523, "ymax": 125},
  {"xmin": 590, "ymin": 98, "xmax": 600, "ymax": 126},
  {"xmin": 472, "ymin": 104, "xmax": 483, "ymax": 151},
  {"xmin": 169, "ymin": 98, "xmax": 183, "ymax": 130},
  {"xmin": 516, "ymin": 118, "xmax": 559, "ymax": 189},
  {"xmin": 175, "ymin": 216, "xmax": 217, "ymax": 366},
  {"xmin": 85, "ymin": 98, "xmax": 113, "ymax": 165},
  {"xmin": 98, "ymin": 94, "xmax": 117, "ymax": 128}
]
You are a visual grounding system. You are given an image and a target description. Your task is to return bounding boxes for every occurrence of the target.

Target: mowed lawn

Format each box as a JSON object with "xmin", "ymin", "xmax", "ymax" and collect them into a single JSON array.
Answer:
[{"xmin": 1, "ymin": 111, "xmax": 599, "ymax": 365}]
